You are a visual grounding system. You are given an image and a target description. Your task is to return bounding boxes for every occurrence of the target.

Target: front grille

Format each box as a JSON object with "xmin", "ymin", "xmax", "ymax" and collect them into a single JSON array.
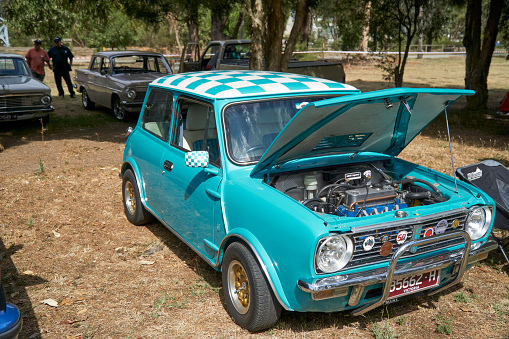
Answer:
[
  {"xmin": 0, "ymin": 95, "xmax": 44, "ymax": 109},
  {"xmin": 346, "ymin": 209, "xmax": 468, "ymax": 269}
]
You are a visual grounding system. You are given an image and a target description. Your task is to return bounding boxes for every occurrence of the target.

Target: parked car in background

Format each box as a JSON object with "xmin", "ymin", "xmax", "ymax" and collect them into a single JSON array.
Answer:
[
  {"xmin": 74, "ymin": 51, "xmax": 172, "ymax": 121},
  {"xmin": 0, "ymin": 53, "xmax": 53, "ymax": 124},
  {"xmin": 0, "ymin": 267, "xmax": 22, "ymax": 338},
  {"xmin": 175, "ymin": 40, "xmax": 346, "ymax": 83},
  {"xmin": 121, "ymin": 70, "xmax": 497, "ymax": 331}
]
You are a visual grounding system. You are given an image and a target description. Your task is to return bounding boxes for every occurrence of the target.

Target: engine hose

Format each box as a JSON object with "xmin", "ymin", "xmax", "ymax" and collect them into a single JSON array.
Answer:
[
  {"xmin": 405, "ymin": 191, "xmax": 431, "ymax": 200},
  {"xmin": 395, "ymin": 177, "xmax": 444, "ymax": 197},
  {"xmin": 317, "ymin": 180, "xmax": 367, "ymax": 199}
]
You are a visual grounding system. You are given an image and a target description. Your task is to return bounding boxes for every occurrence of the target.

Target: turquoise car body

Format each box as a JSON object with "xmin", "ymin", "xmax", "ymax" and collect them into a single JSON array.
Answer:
[{"xmin": 122, "ymin": 71, "xmax": 497, "ymax": 317}]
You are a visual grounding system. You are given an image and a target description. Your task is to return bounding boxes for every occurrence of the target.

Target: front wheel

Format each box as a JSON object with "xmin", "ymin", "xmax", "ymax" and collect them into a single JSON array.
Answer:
[
  {"xmin": 113, "ymin": 97, "xmax": 129, "ymax": 121},
  {"xmin": 222, "ymin": 242, "xmax": 281, "ymax": 332},
  {"xmin": 122, "ymin": 169, "xmax": 153, "ymax": 225}
]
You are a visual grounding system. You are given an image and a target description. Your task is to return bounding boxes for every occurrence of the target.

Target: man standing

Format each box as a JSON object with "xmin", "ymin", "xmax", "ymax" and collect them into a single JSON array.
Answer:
[
  {"xmin": 48, "ymin": 37, "xmax": 76, "ymax": 99},
  {"xmin": 25, "ymin": 39, "xmax": 52, "ymax": 82}
]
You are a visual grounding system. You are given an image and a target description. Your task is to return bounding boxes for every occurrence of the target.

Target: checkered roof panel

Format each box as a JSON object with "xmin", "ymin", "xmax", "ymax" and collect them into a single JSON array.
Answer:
[{"xmin": 153, "ymin": 71, "xmax": 358, "ymax": 99}]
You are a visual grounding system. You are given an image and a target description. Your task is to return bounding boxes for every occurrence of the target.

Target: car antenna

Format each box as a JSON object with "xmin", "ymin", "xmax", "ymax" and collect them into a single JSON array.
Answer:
[{"xmin": 444, "ymin": 101, "xmax": 458, "ymax": 193}]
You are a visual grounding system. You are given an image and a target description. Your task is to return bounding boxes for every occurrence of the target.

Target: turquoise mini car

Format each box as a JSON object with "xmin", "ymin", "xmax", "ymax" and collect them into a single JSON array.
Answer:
[{"xmin": 121, "ymin": 71, "xmax": 497, "ymax": 331}]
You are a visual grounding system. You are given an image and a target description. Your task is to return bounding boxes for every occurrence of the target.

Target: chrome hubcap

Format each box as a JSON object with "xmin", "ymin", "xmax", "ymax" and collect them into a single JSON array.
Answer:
[
  {"xmin": 114, "ymin": 100, "xmax": 125, "ymax": 120},
  {"xmin": 228, "ymin": 260, "xmax": 250, "ymax": 314},
  {"xmin": 124, "ymin": 181, "xmax": 136, "ymax": 215},
  {"xmin": 82, "ymin": 90, "xmax": 88, "ymax": 107}
]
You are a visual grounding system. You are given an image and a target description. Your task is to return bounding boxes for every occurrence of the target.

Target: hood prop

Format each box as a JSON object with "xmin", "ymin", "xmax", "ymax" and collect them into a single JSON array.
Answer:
[{"xmin": 444, "ymin": 101, "xmax": 459, "ymax": 193}]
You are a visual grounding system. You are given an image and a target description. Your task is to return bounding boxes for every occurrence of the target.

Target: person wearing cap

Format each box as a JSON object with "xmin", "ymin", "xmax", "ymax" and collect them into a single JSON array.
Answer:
[
  {"xmin": 48, "ymin": 37, "xmax": 76, "ymax": 99},
  {"xmin": 25, "ymin": 39, "xmax": 51, "ymax": 82}
]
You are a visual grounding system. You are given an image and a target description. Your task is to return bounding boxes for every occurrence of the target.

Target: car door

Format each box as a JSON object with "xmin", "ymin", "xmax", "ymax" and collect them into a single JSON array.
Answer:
[
  {"xmin": 93, "ymin": 57, "xmax": 111, "ymax": 107},
  {"xmin": 85, "ymin": 57, "xmax": 101, "ymax": 101},
  {"xmin": 158, "ymin": 96, "xmax": 223, "ymax": 257}
]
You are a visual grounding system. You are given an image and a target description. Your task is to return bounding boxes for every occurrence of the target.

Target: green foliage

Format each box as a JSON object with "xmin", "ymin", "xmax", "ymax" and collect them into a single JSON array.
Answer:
[
  {"xmin": 454, "ymin": 291, "xmax": 472, "ymax": 303},
  {"xmin": 434, "ymin": 312, "xmax": 453, "ymax": 335},
  {"xmin": 372, "ymin": 322, "xmax": 397, "ymax": 339}
]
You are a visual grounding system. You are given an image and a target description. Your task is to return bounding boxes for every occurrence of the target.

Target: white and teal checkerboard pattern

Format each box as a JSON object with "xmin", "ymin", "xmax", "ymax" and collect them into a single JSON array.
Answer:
[
  {"xmin": 185, "ymin": 151, "xmax": 209, "ymax": 168},
  {"xmin": 153, "ymin": 71, "xmax": 358, "ymax": 99}
]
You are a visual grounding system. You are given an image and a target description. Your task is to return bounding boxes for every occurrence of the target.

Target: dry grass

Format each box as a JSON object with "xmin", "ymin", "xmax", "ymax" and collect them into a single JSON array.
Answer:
[{"xmin": 0, "ymin": 56, "xmax": 508, "ymax": 338}]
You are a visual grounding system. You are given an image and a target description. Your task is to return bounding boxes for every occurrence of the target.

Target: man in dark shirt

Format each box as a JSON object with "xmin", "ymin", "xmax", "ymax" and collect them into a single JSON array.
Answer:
[{"xmin": 48, "ymin": 37, "xmax": 76, "ymax": 99}]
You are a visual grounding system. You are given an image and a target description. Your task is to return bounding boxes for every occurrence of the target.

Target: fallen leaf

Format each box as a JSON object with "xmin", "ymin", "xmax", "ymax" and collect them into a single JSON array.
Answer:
[
  {"xmin": 23, "ymin": 270, "xmax": 34, "ymax": 275},
  {"xmin": 460, "ymin": 306, "xmax": 475, "ymax": 312},
  {"xmin": 77, "ymin": 308, "xmax": 87, "ymax": 315},
  {"xmin": 52, "ymin": 230, "xmax": 61, "ymax": 238},
  {"xmin": 41, "ymin": 299, "xmax": 58, "ymax": 307},
  {"xmin": 59, "ymin": 297, "xmax": 73, "ymax": 306},
  {"xmin": 61, "ymin": 319, "xmax": 80, "ymax": 324},
  {"xmin": 139, "ymin": 260, "xmax": 155, "ymax": 265}
]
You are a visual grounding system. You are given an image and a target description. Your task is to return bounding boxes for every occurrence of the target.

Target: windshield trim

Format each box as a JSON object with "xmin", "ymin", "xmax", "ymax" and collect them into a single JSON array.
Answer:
[{"xmin": 221, "ymin": 95, "xmax": 343, "ymax": 167}]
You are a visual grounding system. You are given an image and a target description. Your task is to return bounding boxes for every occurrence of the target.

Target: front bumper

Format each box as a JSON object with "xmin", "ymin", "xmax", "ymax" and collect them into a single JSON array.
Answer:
[
  {"xmin": 298, "ymin": 231, "xmax": 497, "ymax": 316},
  {"xmin": 121, "ymin": 100, "xmax": 144, "ymax": 113},
  {"xmin": 0, "ymin": 107, "xmax": 53, "ymax": 122}
]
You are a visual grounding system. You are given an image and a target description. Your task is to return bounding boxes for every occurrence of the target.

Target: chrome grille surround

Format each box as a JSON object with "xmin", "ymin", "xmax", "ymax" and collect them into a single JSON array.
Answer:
[
  {"xmin": 0, "ymin": 94, "xmax": 47, "ymax": 109},
  {"xmin": 346, "ymin": 208, "xmax": 469, "ymax": 269}
]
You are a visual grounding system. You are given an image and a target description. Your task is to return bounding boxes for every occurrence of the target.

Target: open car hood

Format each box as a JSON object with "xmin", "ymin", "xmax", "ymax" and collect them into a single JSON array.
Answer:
[{"xmin": 251, "ymin": 88, "xmax": 474, "ymax": 176}]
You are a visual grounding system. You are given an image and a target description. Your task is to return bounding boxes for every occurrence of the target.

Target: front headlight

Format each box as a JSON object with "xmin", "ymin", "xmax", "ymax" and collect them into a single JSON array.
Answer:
[
  {"xmin": 465, "ymin": 206, "xmax": 492, "ymax": 240},
  {"xmin": 126, "ymin": 88, "xmax": 136, "ymax": 99},
  {"xmin": 315, "ymin": 234, "xmax": 353, "ymax": 273},
  {"xmin": 40, "ymin": 95, "xmax": 51, "ymax": 105}
]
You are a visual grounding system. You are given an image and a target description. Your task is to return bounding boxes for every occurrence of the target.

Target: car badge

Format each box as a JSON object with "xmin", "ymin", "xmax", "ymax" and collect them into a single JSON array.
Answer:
[
  {"xmin": 362, "ymin": 236, "xmax": 375, "ymax": 251},
  {"xmin": 381, "ymin": 235, "xmax": 389, "ymax": 242},
  {"xmin": 396, "ymin": 231, "xmax": 408, "ymax": 244},
  {"xmin": 452, "ymin": 219, "xmax": 460, "ymax": 229},
  {"xmin": 380, "ymin": 242, "xmax": 393, "ymax": 257},
  {"xmin": 412, "ymin": 225, "xmax": 422, "ymax": 253},
  {"xmin": 435, "ymin": 219, "xmax": 448, "ymax": 234},
  {"xmin": 423, "ymin": 227, "xmax": 435, "ymax": 238}
]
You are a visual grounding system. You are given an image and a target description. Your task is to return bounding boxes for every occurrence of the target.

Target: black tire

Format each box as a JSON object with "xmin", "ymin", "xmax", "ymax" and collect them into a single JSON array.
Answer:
[
  {"xmin": 122, "ymin": 169, "xmax": 153, "ymax": 225},
  {"xmin": 222, "ymin": 242, "xmax": 281, "ymax": 332},
  {"xmin": 82, "ymin": 88, "xmax": 95, "ymax": 110},
  {"xmin": 113, "ymin": 96, "xmax": 130, "ymax": 121}
]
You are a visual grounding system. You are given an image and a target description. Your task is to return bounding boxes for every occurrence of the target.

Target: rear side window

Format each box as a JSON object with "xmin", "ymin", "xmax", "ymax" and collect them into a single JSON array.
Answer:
[{"xmin": 141, "ymin": 89, "xmax": 173, "ymax": 142}]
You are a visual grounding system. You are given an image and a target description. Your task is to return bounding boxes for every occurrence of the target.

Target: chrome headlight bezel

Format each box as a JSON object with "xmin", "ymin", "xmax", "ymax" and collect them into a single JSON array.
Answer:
[
  {"xmin": 465, "ymin": 206, "xmax": 492, "ymax": 240},
  {"xmin": 315, "ymin": 234, "xmax": 353, "ymax": 274},
  {"xmin": 126, "ymin": 88, "xmax": 136, "ymax": 100},
  {"xmin": 40, "ymin": 95, "xmax": 52, "ymax": 105}
]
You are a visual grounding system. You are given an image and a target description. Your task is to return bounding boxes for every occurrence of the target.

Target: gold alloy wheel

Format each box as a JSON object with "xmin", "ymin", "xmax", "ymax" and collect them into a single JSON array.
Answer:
[
  {"xmin": 124, "ymin": 181, "xmax": 136, "ymax": 215},
  {"xmin": 228, "ymin": 260, "xmax": 250, "ymax": 314}
]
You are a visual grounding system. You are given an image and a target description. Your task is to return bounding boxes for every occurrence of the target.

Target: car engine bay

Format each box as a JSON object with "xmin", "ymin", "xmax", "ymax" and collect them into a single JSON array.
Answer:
[{"xmin": 268, "ymin": 162, "xmax": 448, "ymax": 217}]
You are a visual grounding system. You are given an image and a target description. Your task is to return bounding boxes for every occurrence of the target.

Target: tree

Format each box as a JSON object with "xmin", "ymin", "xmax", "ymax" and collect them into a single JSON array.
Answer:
[
  {"xmin": 371, "ymin": 0, "xmax": 425, "ymax": 87},
  {"xmin": 463, "ymin": 0, "xmax": 506, "ymax": 110}
]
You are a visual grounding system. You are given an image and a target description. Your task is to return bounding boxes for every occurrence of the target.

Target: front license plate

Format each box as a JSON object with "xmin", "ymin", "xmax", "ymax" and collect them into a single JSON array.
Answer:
[
  {"xmin": 0, "ymin": 114, "xmax": 17, "ymax": 120},
  {"xmin": 388, "ymin": 270, "xmax": 440, "ymax": 299}
]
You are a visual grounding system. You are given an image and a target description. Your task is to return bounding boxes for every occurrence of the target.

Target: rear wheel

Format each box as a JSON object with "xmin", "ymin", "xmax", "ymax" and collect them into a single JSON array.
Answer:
[
  {"xmin": 222, "ymin": 242, "xmax": 281, "ymax": 332},
  {"xmin": 122, "ymin": 169, "xmax": 153, "ymax": 225},
  {"xmin": 82, "ymin": 88, "xmax": 95, "ymax": 110}
]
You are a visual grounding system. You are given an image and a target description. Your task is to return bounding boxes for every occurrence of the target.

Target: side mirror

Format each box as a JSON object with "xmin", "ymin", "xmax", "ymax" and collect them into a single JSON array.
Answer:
[
  {"xmin": 185, "ymin": 151, "xmax": 209, "ymax": 168},
  {"xmin": 100, "ymin": 69, "xmax": 108, "ymax": 76}
]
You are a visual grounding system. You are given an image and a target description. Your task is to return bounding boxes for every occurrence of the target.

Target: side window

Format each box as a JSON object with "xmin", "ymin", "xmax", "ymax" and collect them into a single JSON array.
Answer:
[
  {"xmin": 100, "ymin": 58, "xmax": 110, "ymax": 74},
  {"xmin": 141, "ymin": 89, "xmax": 173, "ymax": 141},
  {"xmin": 90, "ymin": 57, "xmax": 100, "ymax": 72},
  {"xmin": 171, "ymin": 98, "xmax": 220, "ymax": 165}
]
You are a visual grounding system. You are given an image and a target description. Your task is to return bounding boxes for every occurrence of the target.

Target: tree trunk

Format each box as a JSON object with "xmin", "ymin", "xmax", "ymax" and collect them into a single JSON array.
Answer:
[
  {"xmin": 280, "ymin": 0, "xmax": 307, "ymax": 71},
  {"xmin": 211, "ymin": 14, "xmax": 229, "ymax": 40},
  {"xmin": 232, "ymin": 13, "xmax": 244, "ymax": 39},
  {"xmin": 359, "ymin": 1, "xmax": 371, "ymax": 52},
  {"xmin": 417, "ymin": 6, "xmax": 423, "ymax": 59},
  {"xmin": 245, "ymin": 0, "xmax": 264, "ymax": 70},
  {"xmin": 463, "ymin": 0, "xmax": 504, "ymax": 110},
  {"xmin": 187, "ymin": 21, "xmax": 199, "ymax": 43},
  {"xmin": 166, "ymin": 14, "xmax": 181, "ymax": 54},
  {"xmin": 263, "ymin": 0, "xmax": 285, "ymax": 71},
  {"xmin": 300, "ymin": 9, "xmax": 312, "ymax": 48}
]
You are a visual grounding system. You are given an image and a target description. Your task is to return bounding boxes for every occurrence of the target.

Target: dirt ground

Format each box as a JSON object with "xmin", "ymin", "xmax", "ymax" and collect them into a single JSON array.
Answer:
[{"xmin": 1, "ymin": 57, "xmax": 509, "ymax": 338}]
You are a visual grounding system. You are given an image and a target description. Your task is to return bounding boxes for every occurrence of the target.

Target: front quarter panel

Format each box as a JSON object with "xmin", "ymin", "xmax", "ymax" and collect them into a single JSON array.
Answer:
[{"xmin": 222, "ymin": 174, "xmax": 328, "ymax": 311}]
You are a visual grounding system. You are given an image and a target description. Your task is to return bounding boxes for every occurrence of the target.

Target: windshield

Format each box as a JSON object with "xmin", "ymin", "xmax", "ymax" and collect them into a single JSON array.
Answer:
[
  {"xmin": 223, "ymin": 96, "xmax": 335, "ymax": 164},
  {"xmin": 0, "ymin": 57, "xmax": 30, "ymax": 76},
  {"xmin": 112, "ymin": 55, "xmax": 171, "ymax": 74}
]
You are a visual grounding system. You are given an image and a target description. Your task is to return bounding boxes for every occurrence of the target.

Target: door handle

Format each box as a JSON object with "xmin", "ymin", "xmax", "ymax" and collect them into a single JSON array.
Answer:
[{"xmin": 163, "ymin": 160, "xmax": 173, "ymax": 172}]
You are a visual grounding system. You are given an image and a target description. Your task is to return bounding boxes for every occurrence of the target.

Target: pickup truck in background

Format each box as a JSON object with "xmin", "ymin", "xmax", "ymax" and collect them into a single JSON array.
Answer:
[{"xmin": 175, "ymin": 40, "xmax": 346, "ymax": 83}]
